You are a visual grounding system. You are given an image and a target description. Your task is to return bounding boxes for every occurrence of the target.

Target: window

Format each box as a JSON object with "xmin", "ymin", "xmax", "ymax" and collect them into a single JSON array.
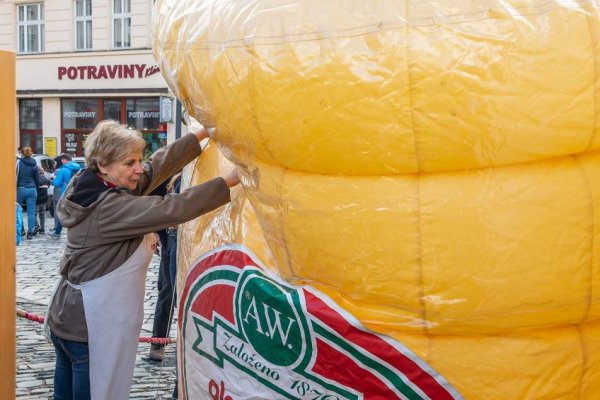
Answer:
[
  {"xmin": 62, "ymin": 99, "xmax": 98, "ymax": 129},
  {"xmin": 20, "ymin": 99, "xmax": 42, "ymax": 130},
  {"xmin": 113, "ymin": 0, "xmax": 131, "ymax": 48},
  {"xmin": 17, "ymin": 4, "xmax": 45, "ymax": 54},
  {"xmin": 126, "ymin": 98, "xmax": 166, "ymax": 158},
  {"xmin": 58, "ymin": 97, "xmax": 166, "ymax": 157},
  {"xmin": 103, "ymin": 99, "xmax": 121, "ymax": 121},
  {"xmin": 75, "ymin": 0, "xmax": 92, "ymax": 51},
  {"xmin": 61, "ymin": 99, "xmax": 99, "ymax": 155},
  {"xmin": 19, "ymin": 99, "xmax": 43, "ymax": 154},
  {"xmin": 126, "ymin": 98, "xmax": 160, "ymax": 130}
]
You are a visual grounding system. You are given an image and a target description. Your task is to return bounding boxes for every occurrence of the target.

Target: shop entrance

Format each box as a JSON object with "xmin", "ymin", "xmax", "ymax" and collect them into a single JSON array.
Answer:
[
  {"xmin": 61, "ymin": 97, "xmax": 166, "ymax": 157},
  {"xmin": 62, "ymin": 131, "xmax": 90, "ymax": 156}
]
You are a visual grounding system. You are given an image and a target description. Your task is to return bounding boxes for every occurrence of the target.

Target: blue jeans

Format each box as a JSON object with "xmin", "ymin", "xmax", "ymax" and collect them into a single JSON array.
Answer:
[
  {"xmin": 17, "ymin": 187, "xmax": 37, "ymax": 234},
  {"xmin": 51, "ymin": 332, "xmax": 91, "ymax": 400},
  {"xmin": 53, "ymin": 197, "xmax": 63, "ymax": 234}
]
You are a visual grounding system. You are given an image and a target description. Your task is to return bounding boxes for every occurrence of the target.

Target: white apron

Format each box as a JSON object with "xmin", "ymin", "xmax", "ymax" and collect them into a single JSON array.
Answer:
[{"xmin": 67, "ymin": 234, "xmax": 157, "ymax": 400}]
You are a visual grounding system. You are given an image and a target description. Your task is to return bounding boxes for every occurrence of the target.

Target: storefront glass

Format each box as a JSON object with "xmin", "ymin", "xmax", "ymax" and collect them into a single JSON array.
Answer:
[
  {"xmin": 20, "ymin": 99, "xmax": 42, "ymax": 130},
  {"xmin": 126, "ymin": 98, "xmax": 166, "ymax": 159},
  {"xmin": 126, "ymin": 98, "xmax": 160, "ymax": 130},
  {"xmin": 19, "ymin": 99, "xmax": 43, "ymax": 153},
  {"xmin": 60, "ymin": 97, "xmax": 166, "ymax": 157},
  {"xmin": 104, "ymin": 99, "xmax": 121, "ymax": 121},
  {"xmin": 62, "ymin": 98, "xmax": 98, "ymax": 129},
  {"xmin": 142, "ymin": 131, "xmax": 167, "ymax": 159}
]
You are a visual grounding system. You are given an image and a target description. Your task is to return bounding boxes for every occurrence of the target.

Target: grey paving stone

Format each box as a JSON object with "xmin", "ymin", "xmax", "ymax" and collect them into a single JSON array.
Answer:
[{"xmin": 17, "ymin": 380, "xmax": 44, "ymax": 388}]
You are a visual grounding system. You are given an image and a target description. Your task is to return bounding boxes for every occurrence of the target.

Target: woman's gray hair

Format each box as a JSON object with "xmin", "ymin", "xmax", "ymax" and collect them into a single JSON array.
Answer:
[{"xmin": 84, "ymin": 120, "xmax": 146, "ymax": 172}]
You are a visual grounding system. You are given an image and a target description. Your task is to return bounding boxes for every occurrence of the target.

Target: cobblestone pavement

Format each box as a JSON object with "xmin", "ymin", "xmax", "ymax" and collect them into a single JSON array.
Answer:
[{"xmin": 16, "ymin": 213, "xmax": 178, "ymax": 399}]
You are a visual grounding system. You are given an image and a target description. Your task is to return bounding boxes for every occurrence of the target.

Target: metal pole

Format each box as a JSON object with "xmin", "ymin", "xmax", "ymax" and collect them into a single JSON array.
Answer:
[{"xmin": 175, "ymin": 99, "xmax": 182, "ymax": 140}]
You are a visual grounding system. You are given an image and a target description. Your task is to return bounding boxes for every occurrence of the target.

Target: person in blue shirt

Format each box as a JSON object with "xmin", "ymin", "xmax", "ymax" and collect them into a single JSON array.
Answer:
[
  {"xmin": 49, "ymin": 153, "xmax": 81, "ymax": 238},
  {"xmin": 16, "ymin": 147, "xmax": 40, "ymax": 239},
  {"xmin": 16, "ymin": 203, "xmax": 23, "ymax": 246}
]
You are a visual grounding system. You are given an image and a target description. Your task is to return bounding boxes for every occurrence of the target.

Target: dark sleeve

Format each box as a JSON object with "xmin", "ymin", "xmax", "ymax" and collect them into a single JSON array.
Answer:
[
  {"xmin": 40, "ymin": 176, "xmax": 51, "ymax": 187},
  {"xmin": 149, "ymin": 179, "xmax": 168, "ymax": 197},
  {"xmin": 97, "ymin": 177, "xmax": 231, "ymax": 240},
  {"xmin": 33, "ymin": 168, "xmax": 40, "ymax": 188}
]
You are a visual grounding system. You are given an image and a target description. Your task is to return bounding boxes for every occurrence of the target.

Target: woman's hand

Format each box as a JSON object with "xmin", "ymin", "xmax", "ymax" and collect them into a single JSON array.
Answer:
[
  {"xmin": 192, "ymin": 125, "xmax": 209, "ymax": 142},
  {"xmin": 223, "ymin": 169, "xmax": 240, "ymax": 188},
  {"xmin": 190, "ymin": 117, "xmax": 209, "ymax": 142}
]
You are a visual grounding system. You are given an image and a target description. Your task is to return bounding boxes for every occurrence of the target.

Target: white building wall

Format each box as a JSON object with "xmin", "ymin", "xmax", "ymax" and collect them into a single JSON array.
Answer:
[
  {"xmin": 92, "ymin": 1, "xmax": 110, "ymax": 50},
  {"xmin": 0, "ymin": 1, "xmax": 16, "ymax": 50},
  {"xmin": 42, "ymin": 97, "xmax": 61, "ymax": 154},
  {"xmin": 0, "ymin": 0, "xmax": 159, "ymax": 53},
  {"xmin": 131, "ymin": 0, "xmax": 151, "ymax": 49},
  {"xmin": 45, "ymin": 0, "xmax": 71, "ymax": 53},
  {"xmin": 0, "ymin": 0, "xmax": 182, "ymax": 154}
]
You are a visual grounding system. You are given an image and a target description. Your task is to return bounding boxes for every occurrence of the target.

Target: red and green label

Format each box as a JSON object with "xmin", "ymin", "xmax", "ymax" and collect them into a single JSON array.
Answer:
[{"xmin": 179, "ymin": 245, "xmax": 462, "ymax": 400}]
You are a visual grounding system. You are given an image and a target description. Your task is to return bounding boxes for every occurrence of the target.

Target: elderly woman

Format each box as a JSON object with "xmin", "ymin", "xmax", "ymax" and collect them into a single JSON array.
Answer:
[{"xmin": 46, "ymin": 120, "xmax": 239, "ymax": 400}]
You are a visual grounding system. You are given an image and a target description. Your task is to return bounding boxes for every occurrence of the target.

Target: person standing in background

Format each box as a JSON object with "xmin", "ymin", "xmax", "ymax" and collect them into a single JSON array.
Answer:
[
  {"xmin": 34, "ymin": 167, "xmax": 51, "ymax": 234},
  {"xmin": 167, "ymin": 171, "xmax": 182, "ymax": 399},
  {"xmin": 49, "ymin": 153, "xmax": 81, "ymax": 238},
  {"xmin": 147, "ymin": 178, "xmax": 172, "ymax": 362},
  {"xmin": 16, "ymin": 203, "xmax": 23, "ymax": 246},
  {"xmin": 50, "ymin": 156, "xmax": 63, "ymax": 234},
  {"xmin": 16, "ymin": 147, "xmax": 39, "ymax": 239},
  {"xmin": 147, "ymin": 172, "xmax": 182, "ymax": 363}
]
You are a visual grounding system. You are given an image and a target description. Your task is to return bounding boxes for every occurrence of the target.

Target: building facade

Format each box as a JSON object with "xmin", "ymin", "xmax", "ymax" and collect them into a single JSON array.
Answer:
[{"xmin": 0, "ymin": 0, "xmax": 182, "ymax": 158}]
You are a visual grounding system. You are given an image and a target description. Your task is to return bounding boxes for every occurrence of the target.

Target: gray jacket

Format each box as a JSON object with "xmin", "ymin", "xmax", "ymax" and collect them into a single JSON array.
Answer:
[{"xmin": 47, "ymin": 134, "xmax": 231, "ymax": 342}]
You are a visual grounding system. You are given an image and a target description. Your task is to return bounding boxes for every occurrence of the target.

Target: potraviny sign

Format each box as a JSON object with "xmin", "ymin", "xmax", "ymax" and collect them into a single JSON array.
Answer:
[
  {"xmin": 179, "ymin": 245, "xmax": 462, "ymax": 400},
  {"xmin": 15, "ymin": 52, "xmax": 168, "ymax": 92},
  {"xmin": 57, "ymin": 64, "xmax": 161, "ymax": 80}
]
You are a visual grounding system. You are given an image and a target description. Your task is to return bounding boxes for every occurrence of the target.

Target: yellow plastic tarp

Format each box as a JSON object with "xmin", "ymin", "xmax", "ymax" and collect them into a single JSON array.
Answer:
[{"xmin": 153, "ymin": 1, "xmax": 600, "ymax": 398}]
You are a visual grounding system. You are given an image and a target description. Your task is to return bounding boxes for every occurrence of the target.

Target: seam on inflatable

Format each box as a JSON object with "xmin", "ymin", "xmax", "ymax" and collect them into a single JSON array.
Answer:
[
  {"xmin": 581, "ymin": 1, "xmax": 598, "ymax": 153},
  {"xmin": 280, "ymin": 166, "xmax": 295, "ymax": 281},
  {"xmin": 243, "ymin": 40, "xmax": 296, "ymax": 279},
  {"xmin": 575, "ymin": 324, "xmax": 587, "ymax": 399},
  {"xmin": 248, "ymin": 150, "xmax": 600, "ymax": 177},
  {"xmin": 245, "ymin": 42, "xmax": 276, "ymax": 164},
  {"xmin": 574, "ymin": 154, "xmax": 595, "ymax": 324},
  {"xmin": 403, "ymin": 0, "xmax": 431, "ymax": 346},
  {"xmin": 156, "ymin": 1, "xmax": 583, "ymax": 49}
]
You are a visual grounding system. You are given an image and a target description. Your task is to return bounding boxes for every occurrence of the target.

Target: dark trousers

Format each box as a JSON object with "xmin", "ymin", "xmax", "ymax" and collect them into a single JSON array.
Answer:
[
  {"xmin": 35, "ymin": 203, "xmax": 46, "ymax": 230},
  {"xmin": 51, "ymin": 332, "xmax": 91, "ymax": 400},
  {"xmin": 167, "ymin": 230, "xmax": 179, "ymax": 398},
  {"xmin": 151, "ymin": 232, "xmax": 175, "ymax": 344},
  {"xmin": 168, "ymin": 230, "xmax": 178, "ymax": 296},
  {"xmin": 151, "ymin": 230, "xmax": 179, "ymax": 398}
]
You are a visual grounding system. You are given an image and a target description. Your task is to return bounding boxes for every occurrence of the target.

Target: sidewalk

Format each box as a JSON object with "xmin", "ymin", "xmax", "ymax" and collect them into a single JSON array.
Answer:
[{"xmin": 16, "ymin": 213, "xmax": 178, "ymax": 399}]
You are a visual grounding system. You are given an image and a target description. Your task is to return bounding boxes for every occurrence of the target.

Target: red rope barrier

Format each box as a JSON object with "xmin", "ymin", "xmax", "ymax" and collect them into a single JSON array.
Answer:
[
  {"xmin": 138, "ymin": 337, "xmax": 174, "ymax": 345},
  {"xmin": 20, "ymin": 310, "xmax": 45, "ymax": 324},
  {"xmin": 16, "ymin": 308, "xmax": 176, "ymax": 345}
]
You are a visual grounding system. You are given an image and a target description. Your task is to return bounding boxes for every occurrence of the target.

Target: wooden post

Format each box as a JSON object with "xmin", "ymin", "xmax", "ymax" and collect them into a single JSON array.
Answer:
[{"xmin": 0, "ymin": 50, "xmax": 16, "ymax": 400}]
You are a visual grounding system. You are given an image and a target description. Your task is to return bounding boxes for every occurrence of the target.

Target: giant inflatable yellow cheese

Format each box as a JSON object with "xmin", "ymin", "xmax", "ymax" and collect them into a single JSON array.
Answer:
[{"xmin": 153, "ymin": 1, "xmax": 600, "ymax": 398}]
